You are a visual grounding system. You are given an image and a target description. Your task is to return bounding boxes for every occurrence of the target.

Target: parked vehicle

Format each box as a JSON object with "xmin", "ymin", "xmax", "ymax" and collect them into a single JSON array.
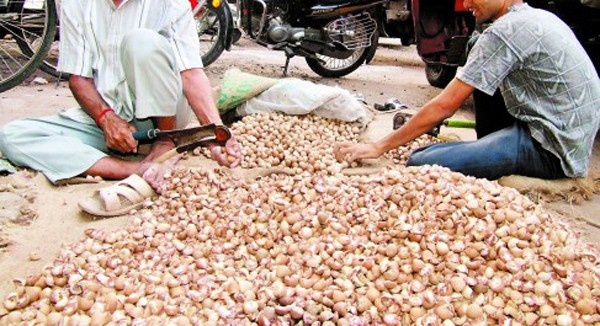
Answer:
[
  {"xmin": 410, "ymin": 0, "xmax": 475, "ymax": 88},
  {"xmin": 376, "ymin": 0, "xmax": 600, "ymax": 88},
  {"xmin": 228, "ymin": 0, "xmax": 387, "ymax": 78},
  {"xmin": 192, "ymin": 0, "xmax": 234, "ymax": 67},
  {"xmin": 0, "ymin": 0, "xmax": 57, "ymax": 92}
]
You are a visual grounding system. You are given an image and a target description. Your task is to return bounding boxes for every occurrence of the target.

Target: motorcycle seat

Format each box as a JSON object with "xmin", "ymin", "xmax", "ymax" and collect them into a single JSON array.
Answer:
[{"xmin": 581, "ymin": 0, "xmax": 600, "ymax": 8}]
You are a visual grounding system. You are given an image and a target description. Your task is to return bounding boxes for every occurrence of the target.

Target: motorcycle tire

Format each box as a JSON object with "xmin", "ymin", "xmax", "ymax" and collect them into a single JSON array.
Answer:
[
  {"xmin": 306, "ymin": 28, "xmax": 378, "ymax": 78},
  {"xmin": 425, "ymin": 63, "xmax": 456, "ymax": 89},
  {"xmin": 195, "ymin": 2, "xmax": 227, "ymax": 67},
  {"xmin": 231, "ymin": 28, "xmax": 242, "ymax": 45},
  {"xmin": 305, "ymin": 47, "xmax": 370, "ymax": 78},
  {"xmin": 0, "ymin": 0, "xmax": 57, "ymax": 92},
  {"xmin": 399, "ymin": 33, "xmax": 415, "ymax": 46},
  {"xmin": 364, "ymin": 30, "xmax": 380, "ymax": 65}
]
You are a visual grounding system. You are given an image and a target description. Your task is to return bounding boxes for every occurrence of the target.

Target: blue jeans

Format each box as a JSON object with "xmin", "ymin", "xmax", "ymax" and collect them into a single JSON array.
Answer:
[{"xmin": 406, "ymin": 122, "xmax": 565, "ymax": 180}]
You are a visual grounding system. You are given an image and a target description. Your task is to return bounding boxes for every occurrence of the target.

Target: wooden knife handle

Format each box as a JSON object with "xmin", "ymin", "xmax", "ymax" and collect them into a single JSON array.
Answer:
[{"xmin": 153, "ymin": 148, "xmax": 178, "ymax": 163}]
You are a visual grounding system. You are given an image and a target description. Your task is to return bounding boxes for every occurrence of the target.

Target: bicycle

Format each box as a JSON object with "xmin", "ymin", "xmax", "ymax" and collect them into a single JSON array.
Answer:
[{"xmin": 0, "ymin": 0, "xmax": 57, "ymax": 92}]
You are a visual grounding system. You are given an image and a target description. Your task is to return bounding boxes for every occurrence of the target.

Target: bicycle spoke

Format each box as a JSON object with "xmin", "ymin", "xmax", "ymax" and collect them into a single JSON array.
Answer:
[
  {"xmin": 0, "ymin": 33, "xmax": 29, "ymax": 74},
  {"xmin": 315, "ymin": 49, "xmax": 365, "ymax": 71},
  {"xmin": 0, "ymin": 0, "xmax": 57, "ymax": 92}
]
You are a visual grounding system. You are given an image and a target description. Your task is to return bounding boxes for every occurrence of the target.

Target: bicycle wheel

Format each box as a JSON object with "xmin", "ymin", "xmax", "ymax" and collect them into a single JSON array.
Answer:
[
  {"xmin": 194, "ymin": 2, "xmax": 226, "ymax": 67},
  {"xmin": 14, "ymin": 0, "xmax": 63, "ymax": 79},
  {"xmin": 17, "ymin": 17, "xmax": 64, "ymax": 78},
  {"xmin": 0, "ymin": 0, "xmax": 57, "ymax": 92},
  {"xmin": 16, "ymin": 1, "xmax": 70, "ymax": 81},
  {"xmin": 19, "ymin": 19, "xmax": 66, "ymax": 79}
]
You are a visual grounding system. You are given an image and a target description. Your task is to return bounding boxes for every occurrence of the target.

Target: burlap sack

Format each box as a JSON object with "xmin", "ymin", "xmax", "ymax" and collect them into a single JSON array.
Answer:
[
  {"xmin": 216, "ymin": 69, "xmax": 278, "ymax": 113},
  {"xmin": 498, "ymin": 174, "xmax": 600, "ymax": 205}
]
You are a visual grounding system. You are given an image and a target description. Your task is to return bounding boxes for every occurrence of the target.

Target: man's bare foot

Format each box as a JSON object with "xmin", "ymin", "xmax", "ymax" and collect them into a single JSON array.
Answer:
[
  {"xmin": 137, "ymin": 154, "xmax": 182, "ymax": 193},
  {"xmin": 143, "ymin": 139, "xmax": 176, "ymax": 163}
]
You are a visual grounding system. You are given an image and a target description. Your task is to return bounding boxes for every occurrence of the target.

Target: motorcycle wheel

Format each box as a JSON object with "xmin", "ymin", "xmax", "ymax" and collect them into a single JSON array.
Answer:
[
  {"xmin": 306, "ymin": 12, "xmax": 378, "ymax": 78},
  {"xmin": 195, "ymin": 2, "xmax": 226, "ymax": 67},
  {"xmin": 305, "ymin": 47, "xmax": 370, "ymax": 78},
  {"xmin": 231, "ymin": 28, "xmax": 242, "ymax": 45},
  {"xmin": 364, "ymin": 30, "xmax": 380, "ymax": 65},
  {"xmin": 425, "ymin": 63, "xmax": 456, "ymax": 89},
  {"xmin": 306, "ymin": 30, "xmax": 378, "ymax": 78},
  {"xmin": 0, "ymin": 0, "xmax": 57, "ymax": 92}
]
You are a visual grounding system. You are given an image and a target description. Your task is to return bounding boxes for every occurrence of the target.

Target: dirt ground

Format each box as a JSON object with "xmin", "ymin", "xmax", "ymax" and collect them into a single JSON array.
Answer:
[{"xmin": 0, "ymin": 38, "xmax": 599, "ymax": 307}]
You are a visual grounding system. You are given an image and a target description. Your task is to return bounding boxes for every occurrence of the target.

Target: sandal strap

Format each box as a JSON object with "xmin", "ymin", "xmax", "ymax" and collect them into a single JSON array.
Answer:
[
  {"xmin": 98, "ymin": 185, "xmax": 141, "ymax": 212},
  {"xmin": 119, "ymin": 174, "xmax": 156, "ymax": 198},
  {"xmin": 97, "ymin": 175, "xmax": 155, "ymax": 212}
]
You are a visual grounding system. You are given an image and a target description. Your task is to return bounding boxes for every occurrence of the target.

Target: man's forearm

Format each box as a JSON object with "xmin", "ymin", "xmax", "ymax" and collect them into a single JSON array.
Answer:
[
  {"xmin": 181, "ymin": 68, "xmax": 223, "ymax": 125},
  {"xmin": 375, "ymin": 79, "xmax": 474, "ymax": 155},
  {"xmin": 69, "ymin": 75, "xmax": 113, "ymax": 127}
]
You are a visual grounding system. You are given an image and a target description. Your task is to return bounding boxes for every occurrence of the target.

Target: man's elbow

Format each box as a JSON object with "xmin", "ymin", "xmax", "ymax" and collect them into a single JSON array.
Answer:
[
  {"xmin": 427, "ymin": 99, "xmax": 460, "ymax": 120},
  {"xmin": 68, "ymin": 75, "xmax": 91, "ymax": 90},
  {"xmin": 429, "ymin": 81, "xmax": 473, "ymax": 117}
]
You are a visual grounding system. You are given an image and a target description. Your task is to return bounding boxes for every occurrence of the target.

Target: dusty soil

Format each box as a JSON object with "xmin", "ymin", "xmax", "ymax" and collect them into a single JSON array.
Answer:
[{"xmin": 0, "ymin": 38, "xmax": 599, "ymax": 307}]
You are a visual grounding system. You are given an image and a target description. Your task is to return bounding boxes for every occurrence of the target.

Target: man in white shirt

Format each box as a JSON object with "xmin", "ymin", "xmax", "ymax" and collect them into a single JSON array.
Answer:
[{"xmin": 0, "ymin": 0, "xmax": 242, "ymax": 189}]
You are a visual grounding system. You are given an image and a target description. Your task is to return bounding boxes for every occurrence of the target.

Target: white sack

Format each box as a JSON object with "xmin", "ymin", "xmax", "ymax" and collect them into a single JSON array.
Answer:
[{"xmin": 238, "ymin": 78, "xmax": 373, "ymax": 128}]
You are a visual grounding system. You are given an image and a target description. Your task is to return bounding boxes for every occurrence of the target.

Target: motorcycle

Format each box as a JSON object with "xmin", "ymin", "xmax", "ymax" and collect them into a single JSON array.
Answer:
[
  {"xmin": 227, "ymin": 0, "xmax": 388, "ymax": 78},
  {"xmin": 192, "ymin": 0, "xmax": 235, "ymax": 67}
]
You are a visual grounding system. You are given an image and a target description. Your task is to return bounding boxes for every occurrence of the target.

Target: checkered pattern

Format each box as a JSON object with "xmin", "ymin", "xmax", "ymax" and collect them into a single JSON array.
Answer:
[{"xmin": 457, "ymin": 4, "xmax": 600, "ymax": 177}]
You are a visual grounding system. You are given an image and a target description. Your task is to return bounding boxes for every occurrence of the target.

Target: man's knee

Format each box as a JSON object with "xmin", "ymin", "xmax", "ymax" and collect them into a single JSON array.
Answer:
[
  {"xmin": 406, "ymin": 142, "xmax": 468, "ymax": 169},
  {"xmin": 0, "ymin": 120, "xmax": 28, "ymax": 158},
  {"xmin": 406, "ymin": 146, "xmax": 436, "ymax": 167}
]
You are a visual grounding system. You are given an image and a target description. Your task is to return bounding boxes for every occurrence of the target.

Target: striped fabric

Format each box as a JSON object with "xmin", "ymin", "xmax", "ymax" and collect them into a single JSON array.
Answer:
[
  {"xmin": 457, "ymin": 4, "xmax": 600, "ymax": 178},
  {"xmin": 57, "ymin": 0, "xmax": 203, "ymax": 124}
]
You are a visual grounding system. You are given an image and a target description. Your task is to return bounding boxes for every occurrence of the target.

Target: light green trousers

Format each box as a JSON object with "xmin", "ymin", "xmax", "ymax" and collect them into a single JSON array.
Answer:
[{"xmin": 0, "ymin": 29, "xmax": 192, "ymax": 183}]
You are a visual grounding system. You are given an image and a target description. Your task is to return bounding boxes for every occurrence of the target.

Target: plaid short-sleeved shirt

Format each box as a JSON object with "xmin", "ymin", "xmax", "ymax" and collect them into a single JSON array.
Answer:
[
  {"xmin": 57, "ymin": 0, "xmax": 203, "ymax": 123},
  {"xmin": 457, "ymin": 4, "xmax": 600, "ymax": 177}
]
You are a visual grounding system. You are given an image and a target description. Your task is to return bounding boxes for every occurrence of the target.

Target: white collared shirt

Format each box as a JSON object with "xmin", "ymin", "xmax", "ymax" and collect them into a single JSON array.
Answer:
[{"xmin": 57, "ymin": 0, "xmax": 203, "ymax": 123}]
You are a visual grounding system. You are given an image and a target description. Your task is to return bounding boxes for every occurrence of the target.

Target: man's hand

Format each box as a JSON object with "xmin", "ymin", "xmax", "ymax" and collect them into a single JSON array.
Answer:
[
  {"xmin": 334, "ymin": 142, "xmax": 382, "ymax": 163},
  {"xmin": 98, "ymin": 111, "xmax": 138, "ymax": 153},
  {"xmin": 68, "ymin": 75, "xmax": 139, "ymax": 154},
  {"xmin": 210, "ymin": 137, "xmax": 243, "ymax": 168}
]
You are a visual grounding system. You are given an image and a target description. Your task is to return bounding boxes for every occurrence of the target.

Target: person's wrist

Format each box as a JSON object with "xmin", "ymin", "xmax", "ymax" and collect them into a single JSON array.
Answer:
[
  {"xmin": 373, "ymin": 142, "xmax": 387, "ymax": 157},
  {"xmin": 95, "ymin": 107, "xmax": 114, "ymax": 126}
]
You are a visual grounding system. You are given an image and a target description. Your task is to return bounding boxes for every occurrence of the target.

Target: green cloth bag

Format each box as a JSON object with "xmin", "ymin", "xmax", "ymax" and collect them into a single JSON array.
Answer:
[{"xmin": 216, "ymin": 69, "xmax": 279, "ymax": 113}]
